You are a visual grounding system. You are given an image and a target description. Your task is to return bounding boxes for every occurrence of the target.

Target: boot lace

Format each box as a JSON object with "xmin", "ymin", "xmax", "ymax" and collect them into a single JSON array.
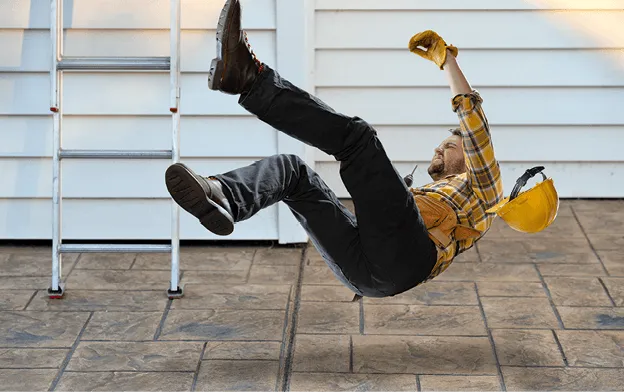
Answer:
[{"xmin": 243, "ymin": 31, "xmax": 264, "ymax": 72}]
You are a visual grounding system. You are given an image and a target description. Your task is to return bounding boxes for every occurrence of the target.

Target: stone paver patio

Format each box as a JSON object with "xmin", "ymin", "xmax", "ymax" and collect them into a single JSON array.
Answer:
[{"xmin": 0, "ymin": 199, "xmax": 622, "ymax": 391}]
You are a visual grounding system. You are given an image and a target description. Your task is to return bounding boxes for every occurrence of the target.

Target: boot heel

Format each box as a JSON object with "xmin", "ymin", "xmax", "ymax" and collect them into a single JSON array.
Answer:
[
  {"xmin": 200, "ymin": 207, "xmax": 234, "ymax": 236},
  {"xmin": 208, "ymin": 58, "xmax": 224, "ymax": 90}
]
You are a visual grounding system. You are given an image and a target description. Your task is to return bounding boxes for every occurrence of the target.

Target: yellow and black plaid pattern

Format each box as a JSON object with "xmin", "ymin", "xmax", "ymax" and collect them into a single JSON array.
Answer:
[{"xmin": 411, "ymin": 90, "xmax": 504, "ymax": 280}]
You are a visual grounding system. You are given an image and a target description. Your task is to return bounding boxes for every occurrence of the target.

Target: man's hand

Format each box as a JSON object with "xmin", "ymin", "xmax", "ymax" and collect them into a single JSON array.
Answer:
[{"xmin": 408, "ymin": 30, "xmax": 458, "ymax": 70}]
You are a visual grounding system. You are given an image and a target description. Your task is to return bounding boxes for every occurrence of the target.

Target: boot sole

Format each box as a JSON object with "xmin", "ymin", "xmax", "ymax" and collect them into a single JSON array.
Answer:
[
  {"xmin": 208, "ymin": 0, "xmax": 235, "ymax": 90},
  {"xmin": 165, "ymin": 163, "xmax": 234, "ymax": 236}
]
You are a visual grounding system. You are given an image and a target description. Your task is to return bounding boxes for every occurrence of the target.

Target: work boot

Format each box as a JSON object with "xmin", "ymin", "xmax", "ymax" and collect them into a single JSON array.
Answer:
[
  {"xmin": 165, "ymin": 163, "xmax": 235, "ymax": 236},
  {"xmin": 208, "ymin": 0, "xmax": 263, "ymax": 94}
]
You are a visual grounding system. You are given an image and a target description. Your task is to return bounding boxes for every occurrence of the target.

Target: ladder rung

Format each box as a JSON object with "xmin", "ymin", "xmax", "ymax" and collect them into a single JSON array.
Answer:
[
  {"xmin": 60, "ymin": 150, "xmax": 173, "ymax": 159},
  {"xmin": 58, "ymin": 56, "xmax": 171, "ymax": 71},
  {"xmin": 61, "ymin": 244, "xmax": 173, "ymax": 253}
]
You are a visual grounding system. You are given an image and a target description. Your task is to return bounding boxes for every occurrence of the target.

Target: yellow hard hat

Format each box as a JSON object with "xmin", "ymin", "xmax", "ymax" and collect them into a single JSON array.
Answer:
[{"xmin": 486, "ymin": 166, "xmax": 559, "ymax": 233}]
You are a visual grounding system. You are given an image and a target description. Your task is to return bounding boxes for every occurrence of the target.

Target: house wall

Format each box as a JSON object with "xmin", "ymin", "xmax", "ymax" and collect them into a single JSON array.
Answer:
[
  {"xmin": 312, "ymin": 0, "xmax": 624, "ymax": 199},
  {"xmin": 0, "ymin": 0, "xmax": 311, "ymax": 242}
]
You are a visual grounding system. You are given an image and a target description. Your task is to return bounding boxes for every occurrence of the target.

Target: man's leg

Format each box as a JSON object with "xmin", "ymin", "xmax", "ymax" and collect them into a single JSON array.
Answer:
[
  {"xmin": 167, "ymin": 154, "xmax": 379, "ymax": 297},
  {"xmin": 236, "ymin": 67, "xmax": 437, "ymax": 294},
  {"xmin": 202, "ymin": 0, "xmax": 436, "ymax": 295}
]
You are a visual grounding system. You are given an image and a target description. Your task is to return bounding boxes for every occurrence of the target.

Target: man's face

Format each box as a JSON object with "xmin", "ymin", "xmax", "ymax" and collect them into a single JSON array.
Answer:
[{"xmin": 427, "ymin": 134, "xmax": 466, "ymax": 181}]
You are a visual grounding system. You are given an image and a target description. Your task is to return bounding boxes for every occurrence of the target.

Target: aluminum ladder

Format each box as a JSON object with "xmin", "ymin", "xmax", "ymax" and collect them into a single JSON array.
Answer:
[{"xmin": 47, "ymin": 0, "xmax": 183, "ymax": 299}]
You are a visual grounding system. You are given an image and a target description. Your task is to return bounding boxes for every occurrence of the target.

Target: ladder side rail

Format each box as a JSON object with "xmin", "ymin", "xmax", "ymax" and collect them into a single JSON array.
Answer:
[
  {"xmin": 169, "ymin": 0, "xmax": 183, "ymax": 297},
  {"xmin": 49, "ymin": 0, "xmax": 63, "ymax": 297}
]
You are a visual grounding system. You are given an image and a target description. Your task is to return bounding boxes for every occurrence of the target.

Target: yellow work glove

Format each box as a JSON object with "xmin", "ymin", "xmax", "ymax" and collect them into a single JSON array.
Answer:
[{"xmin": 408, "ymin": 30, "xmax": 458, "ymax": 70}]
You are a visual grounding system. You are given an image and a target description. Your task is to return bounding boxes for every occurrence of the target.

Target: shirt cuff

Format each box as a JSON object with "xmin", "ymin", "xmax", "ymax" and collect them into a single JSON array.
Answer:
[{"xmin": 451, "ymin": 90, "xmax": 483, "ymax": 113}]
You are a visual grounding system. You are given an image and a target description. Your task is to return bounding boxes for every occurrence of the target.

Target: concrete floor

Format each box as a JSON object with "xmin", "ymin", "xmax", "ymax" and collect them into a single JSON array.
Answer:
[{"xmin": 0, "ymin": 199, "xmax": 622, "ymax": 391}]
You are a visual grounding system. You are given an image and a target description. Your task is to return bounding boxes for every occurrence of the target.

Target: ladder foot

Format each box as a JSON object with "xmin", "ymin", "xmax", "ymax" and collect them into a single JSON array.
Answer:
[
  {"xmin": 47, "ymin": 283, "xmax": 65, "ymax": 299},
  {"xmin": 167, "ymin": 285, "xmax": 184, "ymax": 299}
]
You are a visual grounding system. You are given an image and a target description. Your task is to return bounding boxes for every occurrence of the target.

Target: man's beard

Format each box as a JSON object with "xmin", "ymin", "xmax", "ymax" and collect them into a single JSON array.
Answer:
[
  {"xmin": 428, "ymin": 160, "xmax": 464, "ymax": 181},
  {"xmin": 428, "ymin": 160, "xmax": 445, "ymax": 180}
]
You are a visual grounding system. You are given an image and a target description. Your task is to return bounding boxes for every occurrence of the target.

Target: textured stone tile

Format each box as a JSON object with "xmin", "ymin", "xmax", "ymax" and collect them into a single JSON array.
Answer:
[
  {"xmin": 26, "ymin": 290, "xmax": 168, "ymax": 312},
  {"xmin": 297, "ymin": 302, "xmax": 359, "ymax": 334},
  {"xmin": 365, "ymin": 305, "xmax": 486, "ymax": 336},
  {"xmin": 170, "ymin": 284, "xmax": 291, "ymax": 310},
  {"xmin": 289, "ymin": 373, "xmax": 416, "ymax": 391},
  {"xmin": 203, "ymin": 341, "xmax": 281, "ymax": 360},
  {"xmin": 502, "ymin": 367, "xmax": 624, "ymax": 391},
  {"xmin": 538, "ymin": 263, "xmax": 607, "ymax": 277},
  {"xmin": 544, "ymin": 277, "xmax": 613, "ymax": 307},
  {"xmin": 64, "ymin": 270, "xmax": 172, "ymax": 290},
  {"xmin": 491, "ymin": 329, "xmax": 565, "ymax": 366},
  {"xmin": 364, "ymin": 282, "xmax": 478, "ymax": 305},
  {"xmin": 305, "ymin": 246, "xmax": 326, "ymax": 266},
  {"xmin": 479, "ymin": 238, "xmax": 597, "ymax": 264},
  {"xmin": 481, "ymin": 297, "xmax": 559, "ymax": 329},
  {"xmin": 556, "ymin": 330, "xmax": 624, "ymax": 367},
  {"xmin": 435, "ymin": 263, "xmax": 540, "ymax": 282},
  {"xmin": 486, "ymin": 215, "xmax": 582, "ymax": 238},
  {"xmin": 253, "ymin": 247, "xmax": 303, "ymax": 265},
  {"xmin": 352, "ymin": 335, "xmax": 496, "ymax": 375},
  {"xmin": 0, "ymin": 253, "xmax": 77, "ymax": 276},
  {"xmin": 302, "ymin": 265, "xmax": 343, "ymax": 285},
  {"xmin": 575, "ymin": 211, "xmax": 624, "ymax": 234},
  {"xmin": 602, "ymin": 278, "xmax": 624, "ymax": 306},
  {"xmin": 67, "ymin": 341, "xmax": 203, "ymax": 371},
  {"xmin": 599, "ymin": 251, "xmax": 624, "ymax": 276},
  {"xmin": 477, "ymin": 282, "xmax": 545, "ymax": 297},
  {"xmin": 453, "ymin": 246, "xmax": 480, "ymax": 262},
  {"xmin": 248, "ymin": 265, "xmax": 299, "ymax": 284},
  {"xmin": 0, "ymin": 290, "xmax": 35, "ymax": 310},
  {"xmin": 587, "ymin": 234, "xmax": 624, "ymax": 251},
  {"xmin": 0, "ymin": 276, "xmax": 49, "ymax": 290},
  {"xmin": 0, "ymin": 348, "xmax": 68, "ymax": 368},
  {"xmin": 133, "ymin": 247, "xmax": 254, "ymax": 271},
  {"xmin": 195, "ymin": 360, "xmax": 278, "ymax": 391},
  {"xmin": 82, "ymin": 312, "xmax": 162, "ymax": 341},
  {"xmin": 179, "ymin": 270, "xmax": 248, "ymax": 285},
  {"xmin": 477, "ymin": 240, "xmax": 532, "ymax": 263},
  {"xmin": 0, "ymin": 369, "xmax": 57, "ymax": 391},
  {"xmin": 292, "ymin": 334, "xmax": 350, "ymax": 373},
  {"xmin": 74, "ymin": 253, "xmax": 136, "ymax": 269},
  {"xmin": 419, "ymin": 376, "xmax": 501, "ymax": 391},
  {"xmin": 570, "ymin": 199, "xmax": 624, "ymax": 213},
  {"xmin": 55, "ymin": 372, "xmax": 194, "ymax": 392},
  {"xmin": 159, "ymin": 309, "xmax": 285, "ymax": 341},
  {"xmin": 300, "ymin": 285, "xmax": 357, "ymax": 302},
  {"xmin": 0, "ymin": 311, "xmax": 89, "ymax": 347},
  {"xmin": 558, "ymin": 307, "xmax": 624, "ymax": 329}
]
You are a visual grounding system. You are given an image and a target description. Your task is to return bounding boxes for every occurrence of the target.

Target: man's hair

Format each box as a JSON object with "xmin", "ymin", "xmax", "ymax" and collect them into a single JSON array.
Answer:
[{"xmin": 449, "ymin": 128, "xmax": 462, "ymax": 137}]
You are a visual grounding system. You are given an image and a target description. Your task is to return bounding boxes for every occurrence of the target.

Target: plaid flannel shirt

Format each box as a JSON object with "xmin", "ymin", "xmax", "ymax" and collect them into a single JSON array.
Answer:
[{"xmin": 410, "ymin": 90, "xmax": 504, "ymax": 280}]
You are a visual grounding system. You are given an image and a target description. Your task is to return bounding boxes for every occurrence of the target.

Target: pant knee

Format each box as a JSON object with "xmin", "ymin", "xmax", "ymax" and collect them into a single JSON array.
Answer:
[{"xmin": 336, "ymin": 117, "xmax": 378, "ymax": 162}]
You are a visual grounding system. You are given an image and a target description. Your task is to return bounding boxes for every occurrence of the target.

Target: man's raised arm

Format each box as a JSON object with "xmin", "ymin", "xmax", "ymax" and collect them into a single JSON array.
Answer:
[{"xmin": 442, "ymin": 52, "xmax": 504, "ymax": 209}]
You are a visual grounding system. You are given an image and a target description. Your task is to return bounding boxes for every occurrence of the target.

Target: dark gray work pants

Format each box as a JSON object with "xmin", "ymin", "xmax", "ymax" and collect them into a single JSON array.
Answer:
[{"xmin": 213, "ymin": 65, "xmax": 437, "ymax": 297}]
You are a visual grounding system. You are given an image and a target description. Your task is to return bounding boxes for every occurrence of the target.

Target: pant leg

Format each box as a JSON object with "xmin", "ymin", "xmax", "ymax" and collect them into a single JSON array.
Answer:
[
  {"xmin": 238, "ymin": 66, "xmax": 437, "ymax": 294},
  {"xmin": 214, "ymin": 153, "xmax": 381, "ymax": 297}
]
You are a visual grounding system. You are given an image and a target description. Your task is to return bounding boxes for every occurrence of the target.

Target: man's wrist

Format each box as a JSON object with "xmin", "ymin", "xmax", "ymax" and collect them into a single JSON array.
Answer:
[{"xmin": 442, "ymin": 49, "xmax": 456, "ymax": 69}]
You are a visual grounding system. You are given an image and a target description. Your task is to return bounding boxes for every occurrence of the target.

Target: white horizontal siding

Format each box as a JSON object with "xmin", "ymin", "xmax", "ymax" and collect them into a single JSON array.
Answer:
[
  {"xmin": 316, "ymin": 49, "xmax": 624, "ymax": 87},
  {"xmin": 315, "ymin": 0, "xmax": 624, "ymax": 10},
  {"xmin": 0, "ymin": 199, "xmax": 278, "ymax": 240},
  {"xmin": 0, "ymin": 116, "xmax": 277, "ymax": 157},
  {"xmin": 316, "ymin": 87, "xmax": 624, "ymax": 125},
  {"xmin": 313, "ymin": 2, "xmax": 624, "ymax": 198},
  {"xmin": 1, "ymin": 0, "xmax": 283, "ymax": 240},
  {"xmin": 1, "ymin": 72, "xmax": 274, "ymax": 115},
  {"xmin": 0, "ymin": 29, "xmax": 276, "ymax": 72},
  {"xmin": 0, "ymin": 0, "xmax": 276, "ymax": 29},
  {"xmin": 315, "ymin": 10, "xmax": 624, "ymax": 49}
]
